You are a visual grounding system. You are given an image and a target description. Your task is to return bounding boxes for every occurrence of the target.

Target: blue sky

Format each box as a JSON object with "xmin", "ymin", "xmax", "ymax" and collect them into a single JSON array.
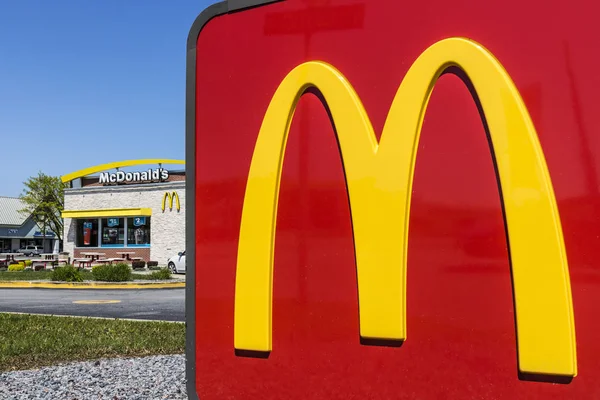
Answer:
[{"xmin": 0, "ymin": 0, "xmax": 216, "ymax": 197}]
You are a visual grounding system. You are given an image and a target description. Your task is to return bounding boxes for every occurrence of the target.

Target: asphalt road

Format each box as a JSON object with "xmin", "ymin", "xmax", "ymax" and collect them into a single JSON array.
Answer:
[{"xmin": 0, "ymin": 288, "xmax": 185, "ymax": 322}]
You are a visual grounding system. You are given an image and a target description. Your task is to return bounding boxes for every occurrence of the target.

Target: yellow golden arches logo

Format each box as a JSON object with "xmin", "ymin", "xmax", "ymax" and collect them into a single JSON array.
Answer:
[
  {"xmin": 233, "ymin": 37, "xmax": 576, "ymax": 377},
  {"xmin": 162, "ymin": 192, "xmax": 180, "ymax": 212}
]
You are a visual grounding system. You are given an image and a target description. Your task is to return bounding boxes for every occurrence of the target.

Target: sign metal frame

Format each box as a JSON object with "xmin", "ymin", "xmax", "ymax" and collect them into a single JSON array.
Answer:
[{"xmin": 185, "ymin": 1, "xmax": 284, "ymax": 398}]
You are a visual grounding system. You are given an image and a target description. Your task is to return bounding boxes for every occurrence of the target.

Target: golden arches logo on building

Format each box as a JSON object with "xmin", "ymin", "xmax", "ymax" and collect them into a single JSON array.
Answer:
[
  {"xmin": 162, "ymin": 191, "xmax": 180, "ymax": 212},
  {"xmin": 232, "ymin": 37, "xmax": 577, "ymax": 377}
]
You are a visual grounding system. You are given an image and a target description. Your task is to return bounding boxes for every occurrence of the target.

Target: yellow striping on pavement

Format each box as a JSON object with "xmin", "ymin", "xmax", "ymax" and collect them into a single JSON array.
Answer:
[
  {"xmin": 73, "ymin": 300, "xmax": 122, "ymax": 304},
  {"xmin": 0, "ymin": 281, "xmax": 185, "ymax": 289}
]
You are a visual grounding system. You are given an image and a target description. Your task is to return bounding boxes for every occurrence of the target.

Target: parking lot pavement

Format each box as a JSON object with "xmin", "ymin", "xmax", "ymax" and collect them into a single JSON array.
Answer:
[{"xmin": 0, "ymin": 288, "xmax": 185, "ymax": 321}]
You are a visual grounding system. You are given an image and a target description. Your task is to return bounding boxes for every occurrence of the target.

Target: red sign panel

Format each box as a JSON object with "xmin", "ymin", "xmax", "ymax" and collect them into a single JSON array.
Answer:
[{"xmin": 186, "ymin": 0, "xmax": 600, "ymax": 398}]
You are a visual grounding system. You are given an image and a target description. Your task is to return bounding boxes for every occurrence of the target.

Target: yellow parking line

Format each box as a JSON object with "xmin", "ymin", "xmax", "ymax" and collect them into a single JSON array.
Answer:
[{"xmin": 73, "ymin": 300, "xmax": 122, "ymax": 304}]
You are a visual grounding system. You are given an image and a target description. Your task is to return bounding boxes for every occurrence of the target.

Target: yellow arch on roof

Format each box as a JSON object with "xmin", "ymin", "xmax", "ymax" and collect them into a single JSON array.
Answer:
[{"xmin": 61, "ymin": 159, "xmax": 186, "ymax": 183}]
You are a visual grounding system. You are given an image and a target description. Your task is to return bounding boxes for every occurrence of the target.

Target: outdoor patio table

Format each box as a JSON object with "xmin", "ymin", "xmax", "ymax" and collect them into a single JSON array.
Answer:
[{"xmin": 116, "ymin": 251, "xmax": 135, "ymax": 260}]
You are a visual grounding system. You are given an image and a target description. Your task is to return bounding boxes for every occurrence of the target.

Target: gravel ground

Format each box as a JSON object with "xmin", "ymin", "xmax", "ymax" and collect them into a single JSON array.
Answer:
[{"xmin": 0, "ymin": 354, "xmax": 187, "ymax": 399}]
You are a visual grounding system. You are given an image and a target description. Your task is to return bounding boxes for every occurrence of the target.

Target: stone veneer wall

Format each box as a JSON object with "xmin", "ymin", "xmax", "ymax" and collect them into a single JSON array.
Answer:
[{"xmin": 63, "ymin": 181, "xmax": 185, "ymax": 266}]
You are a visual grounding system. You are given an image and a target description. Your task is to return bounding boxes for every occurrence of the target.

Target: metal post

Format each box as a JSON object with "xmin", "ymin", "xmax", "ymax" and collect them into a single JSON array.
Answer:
[{"xmin": 41, "ymin": 216, "xmax": 46, "ymax": 254}]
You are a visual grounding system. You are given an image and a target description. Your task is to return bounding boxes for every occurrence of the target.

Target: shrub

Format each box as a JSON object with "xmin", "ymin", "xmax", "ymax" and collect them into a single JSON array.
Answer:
[
  {"xmin": 147, "ymin": 268, "xmax": 172, "ymax": 280},
  {"xmin": 34, "ymin": 264, "xmax": 45, "ymax": 271},
  {"xmin": 8, "ymin": 264, "xmax": 25, "ymax": 272},
  {"xmin": 92, "ymin": 263, "xmax": 132, "ymax": 282},
  {"xmin": 131, "ymin": 260, "xmax": 146, "ymax": 269},
  {"xmin": 12, "ymin": 261, "xmax": 26, "ymax": 270},
  {"xmin": 24, "ymin": 260, "xmax": 32, "ymax": 267},
  {"xmin": 51, "ymin": 266, "xmax": 83, "ymax": 282}
]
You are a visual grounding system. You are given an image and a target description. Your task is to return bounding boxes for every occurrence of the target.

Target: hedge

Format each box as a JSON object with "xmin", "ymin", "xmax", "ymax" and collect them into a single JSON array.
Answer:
[
  {"xmin": 51, "ymin": 266, "xmax": 83, "ymax": 282},
  {"xmin": 92, "ymin": 263, "xmax": 132, "ymax": 282}
]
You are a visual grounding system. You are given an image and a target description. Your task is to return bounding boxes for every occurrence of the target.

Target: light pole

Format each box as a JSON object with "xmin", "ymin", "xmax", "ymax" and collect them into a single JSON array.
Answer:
[{"xmin": 39, "ymin": 214, "xmax": 46, "ymax": 254}]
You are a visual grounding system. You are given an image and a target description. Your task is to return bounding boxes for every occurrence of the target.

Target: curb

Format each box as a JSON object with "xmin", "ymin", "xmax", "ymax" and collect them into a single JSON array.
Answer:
[{"xmin": 0, "ymin": 281, "xmax": 186, "ymax": 289}]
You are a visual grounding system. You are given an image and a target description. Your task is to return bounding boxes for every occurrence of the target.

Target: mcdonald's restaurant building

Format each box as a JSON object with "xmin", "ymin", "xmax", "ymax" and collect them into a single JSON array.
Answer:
[{"xmin": 61, "ymin": 160, "xmax": 185, "ymax": 264}]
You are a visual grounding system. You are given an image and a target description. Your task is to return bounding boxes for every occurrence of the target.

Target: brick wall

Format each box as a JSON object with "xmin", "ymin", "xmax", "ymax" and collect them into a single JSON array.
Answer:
[{"xmin": 73, "ymin": 247, "xmax": 151, "ymax": 262}]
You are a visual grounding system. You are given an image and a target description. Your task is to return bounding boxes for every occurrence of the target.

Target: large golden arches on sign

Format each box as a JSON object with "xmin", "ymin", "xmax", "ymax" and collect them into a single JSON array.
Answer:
[{"xmin": 233, "ymin": 37, "xmax": 576, "ymax": 377}]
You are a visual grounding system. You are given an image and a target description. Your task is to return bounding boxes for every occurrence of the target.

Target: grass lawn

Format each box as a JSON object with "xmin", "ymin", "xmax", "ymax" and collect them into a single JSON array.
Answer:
[
  {"xmin": 0, "ymin": 313, "xmax": 185, "ymax": 372},
  {"xmin": 0, "ymin": 270, "xmax": 157, "ymax": 281}
]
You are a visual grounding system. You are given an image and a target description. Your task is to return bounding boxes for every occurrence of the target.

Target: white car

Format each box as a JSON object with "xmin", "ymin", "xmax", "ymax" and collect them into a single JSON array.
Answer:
[
  {"xmin": 167, "ymin": 250, "xmax": 186, "ymax": 274},
  {"xmin": 18, "ymin": 245, "xmax": 43, "ymax": 257}
]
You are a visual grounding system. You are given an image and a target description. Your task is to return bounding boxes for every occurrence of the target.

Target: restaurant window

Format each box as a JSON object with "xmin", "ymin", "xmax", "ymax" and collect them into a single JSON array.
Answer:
[
  {"xmin": 74, "ymin": 216, "xmax": 151, "ymax": 248},
  {"xmin": 101, "ymin": 217, "xmax": 125, "ymax": 247},
  {"xmin": 76, "ymin": 219, "xmax": 99, "ymax": 247},
  {"xmin": 127, "ymin": 216, "xmax": 151, "ymax": 247}
]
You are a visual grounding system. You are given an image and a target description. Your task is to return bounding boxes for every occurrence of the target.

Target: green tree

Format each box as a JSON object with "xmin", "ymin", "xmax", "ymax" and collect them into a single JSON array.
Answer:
[{"xmin": 19, "ymin": 172, "xmax": 66, "ymax": 243}]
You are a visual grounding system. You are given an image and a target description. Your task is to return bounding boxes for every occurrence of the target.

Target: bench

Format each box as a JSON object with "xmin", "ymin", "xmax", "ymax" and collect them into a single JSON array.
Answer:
[
  {"xmin": 31, "ymin": 260, "xmax": 51, "ymax": 270},
  {"xmin": 73, "ymin": 258, "xmax": 93, "ymax": 268}
]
